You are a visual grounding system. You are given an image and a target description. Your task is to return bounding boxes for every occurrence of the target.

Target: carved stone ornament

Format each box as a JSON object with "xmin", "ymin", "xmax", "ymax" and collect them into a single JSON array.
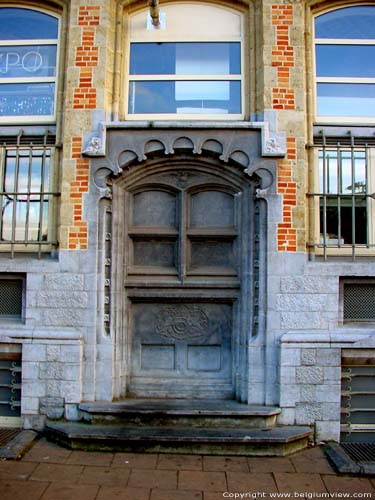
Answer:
[
  {"xmin": 82, "ymin": 136, "xmax": 105, "ymax": 157},
  {"xmin": 265, "ymin": 137, "xmax": 282, "ymax": 154},
  {"xmin": 155, "ymin": 305, "xmax": 209, "ymax": 340}
]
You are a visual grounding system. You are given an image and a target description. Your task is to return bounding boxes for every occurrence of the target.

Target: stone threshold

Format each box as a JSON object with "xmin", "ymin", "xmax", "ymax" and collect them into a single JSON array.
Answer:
[
  {"xmin": 79, "ymin": 399, "xmax": 281, "ymax": 417},
  {"xmin": 325, "ymin": 443, "xmax": 375, "ymax": 477},
  {"xmin": 0, "ymin": 430, "xmax": 38, "ymax": 460}
]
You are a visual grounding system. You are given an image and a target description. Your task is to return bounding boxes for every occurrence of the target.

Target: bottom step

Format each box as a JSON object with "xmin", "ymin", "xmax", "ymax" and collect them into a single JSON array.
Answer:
[{"xmin": 45, "ymin": 421, "xmax": 312, "ymax": 456}]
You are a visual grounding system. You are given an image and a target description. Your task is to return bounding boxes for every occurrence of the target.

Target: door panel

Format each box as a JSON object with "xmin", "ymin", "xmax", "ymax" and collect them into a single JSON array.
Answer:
[
  {"xmin": 132, "ymin": 189, "xmax": 177, "ymax": 227},
  {"xmin": 129, "ymin": 301, "xmax": 233, "ymax": 398},
  {"xmin": 124, "ymin": 166, "xmax": 249, "ymax": 399}
]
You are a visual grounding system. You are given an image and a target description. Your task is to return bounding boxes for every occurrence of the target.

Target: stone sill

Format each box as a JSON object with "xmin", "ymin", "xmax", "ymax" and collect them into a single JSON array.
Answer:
[
  {"xmin": 0, "ymin": 328, "xmax": 82, "ymax": 342},
  {"xmin": 281, "ymin": 329, "xmax": 375, "ymax": 348},
  {"xmin": 83, "ymin": 119, "xmax": 286, "ymax": 158}
]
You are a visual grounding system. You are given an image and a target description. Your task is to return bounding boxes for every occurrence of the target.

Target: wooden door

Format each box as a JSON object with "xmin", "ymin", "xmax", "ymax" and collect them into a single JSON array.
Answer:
[{"xmin": 122, "ymin": 165, "xmax": 251, "ymax": 399}]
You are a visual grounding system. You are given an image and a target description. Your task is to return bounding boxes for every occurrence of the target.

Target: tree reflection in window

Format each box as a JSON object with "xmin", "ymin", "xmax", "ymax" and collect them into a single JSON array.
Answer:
[
  {"xmin": 1, "ymin": 148, "xmax": 50, "ymax": 243},
  {"xmin": 319, "ymin": 149, "xmax": 368, "ymax": 245}
]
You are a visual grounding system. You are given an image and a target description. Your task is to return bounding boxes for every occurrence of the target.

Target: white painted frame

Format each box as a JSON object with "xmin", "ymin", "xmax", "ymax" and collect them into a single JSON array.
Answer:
[
  {"xmin": 125, "ymin": 3, "xmax": 245, "ymax": 121},
  {"xmin": 313, "ymin": 6, "xmax": 375, "ymax": 124},
  {"xmin": 0, "ymin": 6, "xmax": 60, "ymax": 124}
]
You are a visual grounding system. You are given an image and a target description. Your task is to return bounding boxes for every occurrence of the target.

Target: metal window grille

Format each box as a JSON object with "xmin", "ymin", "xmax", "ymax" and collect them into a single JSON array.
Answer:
[
  {"xmin": 0, "ymin": 350, "xmax": 21, "ymax": 420},
  {"xmin": 344, "ymin": 284, "xmax": 375, "ymax": 322},
  {"xmin": 308, "ymin": 133, "xmax": 375, "ymax": 260},
  {"xmin": 0, "ymin": 132, "xmax": 59, "ymax": 257},
  {"xmin": 0, "ymin": 279, "xmax": 22, "ymax": 318},
  {"xmin": 341, "ymin": 353, "xmax": 375, "ymax": 442}
]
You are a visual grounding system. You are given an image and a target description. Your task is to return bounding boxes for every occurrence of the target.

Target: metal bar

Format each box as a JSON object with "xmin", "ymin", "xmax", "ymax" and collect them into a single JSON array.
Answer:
[
  {"xmin": 0, "ymin": 144, "xmax": 5, "ymax": 242},
  {"xmin": 350, "ymin": 134, "xmax": 356, "ymax": 260},
  {"xmin": 322, "ymin": 133, "xmax": 327, "ymax": 260},
  {"xmin": 24, "ymin": 143, "xmax": 33, "ymax": 244},
  {"xmin": 10, "ymin": 133, "xmax": 22, "ymax": 258},
  {"xmin": 337, "ymin": 145, "xmax": 342, "ymax": 248},
  {"xmin": 149, "ymin": 0, "xmax": 160, "ymax": 27},
  {"xmin": 365, "ymin": 144, "xmax": 370, "ymax": 248},
  {"xmin": 38, "ymin": 135, "xmax": 48, "ymax": 258}
]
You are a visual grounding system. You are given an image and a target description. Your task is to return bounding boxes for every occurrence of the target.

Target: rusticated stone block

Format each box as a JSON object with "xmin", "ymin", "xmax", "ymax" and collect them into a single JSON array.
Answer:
[
  {"xmin": 301, "ymin": 349, "xmax": 316, "ymax": 366},
  {"xmin": 44, "ymin": 274, "xmax": 84, "ymax": 290},
  {"xmin": 296, "ymin": 403, "xmax": 323, "ymax": 424},
  {"xmin": 300, "ymin": 384, "xmax": 317, "ymax": 403},
  {"xmin": 296, "ymin": 366, "xmax": 324, "ymax": 384},
  {"xmin": 37, "ymin": 290, "xmax": 88, "ymax": 308},
  {"xmin": 39, "ymin": 363, "xmax": 63, "ymax": 380}
]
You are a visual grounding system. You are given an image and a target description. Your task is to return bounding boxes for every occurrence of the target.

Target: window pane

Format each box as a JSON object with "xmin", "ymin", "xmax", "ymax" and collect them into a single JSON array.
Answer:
[
  {"xmin": 319, "ymin": 150, "xmax": 366, "ymax": 194},
  {"xmin": 128, "ymin": 81, "xmax": 241, "ymax": 114},
  {"xmin": 317, "ymin": 83, "xmax": 375, "ymax": 117},
  {"xmin": 320, "ymin": 201, "xmax": 367, "ymax": 245},
  {"xmin": 0, "ymin": 8, "xmax": 58, "ymax": 40},
  {"xmin": 316, "ymin": 45, "xmax": 375, "ymax": 78},
  {"xmin": 130, "ymin": 43, "xmax": 241, "ymax": 76},
  {"xmin": 315, "ymin": 6, "xmax": 375, "ymax": 39},
  {"xmin": 0, "ymin": 83, "xmax": 55, "ymax": 116},
  {"xmin": 0, "ymin": 46, "xmax": 57, "ymax": 78},
  {"xmin": 1, "ymin": 148, "xmax": 51, "ymax": 242}
]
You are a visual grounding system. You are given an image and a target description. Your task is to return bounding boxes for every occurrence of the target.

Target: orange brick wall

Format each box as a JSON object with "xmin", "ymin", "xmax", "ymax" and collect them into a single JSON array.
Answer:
[
  {"xmin": 69, "ymin": 137, "xmax": 89, "ymax": 250},
  {"xmin": 271, "ymin": 4, "xmax": 295, "ymax": 111},
  {"xmin": 271, "ymin": 4, "xmax": 298, "ymax": 252},
  {"xmin": 277, "ymin": 137, "xmax": 297, "ymax": 252},
  {"xmin": 73, "ymin": 6, "xmax": 100, "ymax": 110},
  {"xmin": 68, "ymin": 6, "xmax": 100, "ymax": 250}
]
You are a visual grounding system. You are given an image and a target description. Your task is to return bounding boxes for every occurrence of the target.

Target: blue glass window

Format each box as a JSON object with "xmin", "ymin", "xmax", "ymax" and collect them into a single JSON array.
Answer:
[
  {"xmin": 0, "ymin": 8, "xmax": 58, "ymax": 120},
  {"xmin": 128, "ymin": 42, "xmax": 242, "ymax": 116},
  {"xmin": 315, "ymin": 6, "xmax": 375, "ymax": 120}
]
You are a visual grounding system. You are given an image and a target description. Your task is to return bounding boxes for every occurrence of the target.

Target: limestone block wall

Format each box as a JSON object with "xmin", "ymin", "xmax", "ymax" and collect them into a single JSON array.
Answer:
[
  {"xmin": 21, "ymin": 339, "xmax": 82, "ymax": 430},
  {"xmin": 279, "ymin": 333, "xmax": 375, "ymax": 443}
]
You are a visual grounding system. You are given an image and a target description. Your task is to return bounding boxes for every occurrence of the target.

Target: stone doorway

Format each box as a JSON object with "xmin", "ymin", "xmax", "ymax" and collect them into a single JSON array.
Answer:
[{"xmin": 111, "ymin": 156, "xmax": 260, "ymax": 400}]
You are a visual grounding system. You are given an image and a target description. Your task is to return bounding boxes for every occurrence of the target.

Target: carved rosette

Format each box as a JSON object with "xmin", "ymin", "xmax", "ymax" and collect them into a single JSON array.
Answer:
[{"xmin": 155, "ymin": 305, "xmax": 209, "ymax": 340}]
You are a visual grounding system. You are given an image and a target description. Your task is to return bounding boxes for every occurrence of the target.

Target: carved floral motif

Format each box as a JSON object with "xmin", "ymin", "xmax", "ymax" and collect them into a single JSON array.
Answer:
[{"xmin": 155, "ymin": 305, "xmax": 209, "ymax": 340}]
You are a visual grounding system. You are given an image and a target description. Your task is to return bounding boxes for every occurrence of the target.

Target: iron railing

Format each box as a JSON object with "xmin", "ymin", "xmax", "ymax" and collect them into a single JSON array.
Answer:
[
  {"xmin": 308, "ymin": 133, "xmax": 375, "ymax": 260},
  {"xmin": 341, "ymin": 354, "xmax": 375, "ymax": 443},
  {"xmin": 0, "ymin": 132, "xmax": 59, "ymax": 257}
]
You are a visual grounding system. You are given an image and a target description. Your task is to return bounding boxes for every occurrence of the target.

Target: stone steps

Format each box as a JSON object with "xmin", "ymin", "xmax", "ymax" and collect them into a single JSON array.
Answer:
[
  {"xmin": 45, "ymin": 420, "xmax": 312, "ymax": 456},
  {"xmin": 78, "ymin": 399, "xmax": 281, "ymax": 429},
  {"xmin": 45, "ymin": 399, "xmax": 312, "ymax": 456}
]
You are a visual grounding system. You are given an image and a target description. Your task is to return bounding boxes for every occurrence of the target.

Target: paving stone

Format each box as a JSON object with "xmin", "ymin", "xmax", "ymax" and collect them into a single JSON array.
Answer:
[
  {"xmin": 112, "ymin": 452, "xmax": 158, "ymax": 468},
  {"xmin": 203, "ymin": 493, "xmax": 227, "ymax": 500},
  {"xmin": 291, "ymin": 457, "xmax": 336, "ymax": 474},
  {"xmin": 29, "ymin": 463, "xmax": 84, "ymax": 483},
  {"xmin": 158, "ymin": 454, "xmax": 202, "ymax": 470},
  {"xmin": 23, "ymin": 439, "xmax": 72, "ymax": 464},
  {"xmin": 40, "ymin": 482, "xmax": 99, "ymax": 500},
  {"xmin": 203, "ymin": 456, "xmax": 249, "ymax": 472},
  {"xmin": 0, "ymin": 461, "xmax": 38, "ymax": 480},
  {"xmin": 129, "ymin": 469, "xmax": 178, "ymax": 489},
  {"xmin": 274, "ymin": 472, "xmax": 327, "ymax": 494},
  {"xmin": 179, "ymin": 471, "xmax": 227, "ymax": 492},
  {"xmin": 96, "ymin": 486, "xmax": 150, "ymax": 500},
  {"xmin": 66, "ymin": 450, "xmax": 114, "ymax": 466},
  {"xmin": 293, "ymin": 446, "xmax": 326, "ymax": 460},
  {"xmin": 247, "ymin": 457, "xmax": 295, "ymax": 473},
  {"xmin": 151, "ymin": 489, "xmax": 202, "ymax": 500},
  {"xmin": 79, "ymin": 466, "xmax": 131, "ymax": 486},
  {"xmin": 322, "ymin": 475, "xmax": 375, "ymax": 495},
  {"xmin": 0, "ymin": 479, "xmax": 49, "ymax": 500},
  {"xmin": 226, "ymin": 472, "xmax": 277, "ymax": 493}
]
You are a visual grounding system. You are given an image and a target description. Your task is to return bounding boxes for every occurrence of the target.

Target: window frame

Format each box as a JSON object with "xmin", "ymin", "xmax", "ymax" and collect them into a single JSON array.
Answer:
[
  {"xmin": 125, "ymin": 3, "xmax": 245, "ymax": 121},
  {"xmin": 0, "ymin": 135, "xmax": 60, "ymax": 256},
  {"xmin": 0, "ymin": 6, "xmax": 61, "ymax": 124},
  {"xmin": 308, "ymin": 138, "xmax": 375, "ymax": 259},
  {"xmin": 313, "ymin": 5, "xmax": 375, "ymax": 125}
]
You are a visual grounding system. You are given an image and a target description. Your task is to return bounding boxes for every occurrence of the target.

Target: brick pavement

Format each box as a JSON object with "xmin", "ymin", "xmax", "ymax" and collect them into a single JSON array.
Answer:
[{"xmin": 0, "ymin": 438, "xmax": 374, "ymax": 500}]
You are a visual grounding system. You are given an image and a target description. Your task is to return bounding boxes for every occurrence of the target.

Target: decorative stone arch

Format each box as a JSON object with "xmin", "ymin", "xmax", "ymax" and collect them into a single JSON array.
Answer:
[{"xmin": 88, "ymin": 124, "xmax": 281, "ymax": 403}]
